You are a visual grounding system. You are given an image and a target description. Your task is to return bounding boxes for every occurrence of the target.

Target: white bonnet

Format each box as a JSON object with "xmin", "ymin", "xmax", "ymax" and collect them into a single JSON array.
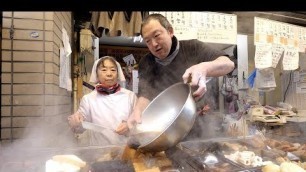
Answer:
[{"xmin": 89, "ymin": 56, "xmax": 126, "ymax": 84}]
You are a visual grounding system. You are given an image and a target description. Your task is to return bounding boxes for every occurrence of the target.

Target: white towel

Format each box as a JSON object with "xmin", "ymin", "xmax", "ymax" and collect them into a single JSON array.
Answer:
[{"xmin": 62, "ymin": 27, "xmax": 72, "ymax": 57}]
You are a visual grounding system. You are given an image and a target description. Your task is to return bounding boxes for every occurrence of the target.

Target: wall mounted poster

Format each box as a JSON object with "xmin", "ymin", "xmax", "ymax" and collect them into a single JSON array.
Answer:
[{"xmin": 150, "ymin": 11, "xmax": 237, "ymax": 45}]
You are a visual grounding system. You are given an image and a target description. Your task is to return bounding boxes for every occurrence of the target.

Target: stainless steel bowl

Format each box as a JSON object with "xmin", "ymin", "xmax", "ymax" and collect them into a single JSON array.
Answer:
[{"xmin": 129, "ymin": 82, "xmax": 197, "ymax": 153}]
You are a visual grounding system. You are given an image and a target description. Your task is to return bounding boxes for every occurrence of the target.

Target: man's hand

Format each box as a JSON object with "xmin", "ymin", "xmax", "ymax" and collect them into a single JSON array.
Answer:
[
  {"xmin": 182, "ymin": 63, "xmax": 210, "ymax": 101},
  {"xmin": 183, "ymin": 56, "xmax": 234, "ymax": 101}
]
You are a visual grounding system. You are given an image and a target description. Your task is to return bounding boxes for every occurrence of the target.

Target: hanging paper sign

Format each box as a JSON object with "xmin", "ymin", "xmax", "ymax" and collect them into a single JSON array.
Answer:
[
  {"xmin": 282, "ymin": 46, "xmax": 299, "ymax": 70},
  {"xmin": 255, "ymin": 17, "xmax": 306, "ymax": 52},
  {"xmin": 195, "ymin": 12, "xmax": 237, "ymax": 44},
  {"xmin": 123, "ymin": 54, "xmax": 136, "ymax": 65},
  {"xmin": 271, "ymin": 44, "xmax": 285, "ymax": 68},
  {"xmin": 254, "ymin": 43, "xmax": 273, "ymax": 69},
  {"xmin": 255, "ymin": 68, "xmax": 276, "ymax": 89}
]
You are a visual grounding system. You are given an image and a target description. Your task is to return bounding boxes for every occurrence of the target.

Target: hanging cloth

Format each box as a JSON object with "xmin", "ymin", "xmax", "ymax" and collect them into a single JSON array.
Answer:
[
  {"xmin": 126, "ymin": 11, "xmax": 142, "ymax": 37},
  {"xmin": 108, "ymin": 11, "xmax": 126, "ymax": 36},
  {"xmin": 90, "ymin": 11, "xmax": 112, "ymax": 37},
  {"xmin": 90, "ymin": 11, "xmax": 147, "ymax": 37},
  {"xmin": 124, "ymin": 11, "xmax": 132, "ymax": 22},
  {"xmin": 108, "ymin": 11, "xmax": 114, "ymax": 20},
  {"xmin": 62, "ymin": 26, "xmax": 72, "ymax": 57}
]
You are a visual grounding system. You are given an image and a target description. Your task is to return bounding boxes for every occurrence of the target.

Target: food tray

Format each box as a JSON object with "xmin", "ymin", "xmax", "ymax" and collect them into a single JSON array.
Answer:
[
  {"xmin": 177, "ymin": 137, "xmax": 275, "ymax": 172},
  {"xmin": 166, "ymin": 146, "xmax": 243, "ymax": 172},
  {"xmin": 191, "ymin": 153, "xmax": 246, "ymax": 172},
  {"xmin": 90, "ymin": 160, "xmax": 134, "ymax": 172}
]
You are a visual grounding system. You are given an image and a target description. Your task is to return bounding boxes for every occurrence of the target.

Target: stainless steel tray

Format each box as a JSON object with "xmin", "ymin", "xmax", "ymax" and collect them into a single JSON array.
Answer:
[{"xmin": 176, "ymin": 136, "xmax": 273, "ymax": 172}]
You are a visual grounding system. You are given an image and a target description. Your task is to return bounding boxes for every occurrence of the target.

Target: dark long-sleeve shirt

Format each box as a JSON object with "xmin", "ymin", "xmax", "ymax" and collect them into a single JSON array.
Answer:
[{"xmin": 138, "ymin": 39, "xmax": 229, "ymax": 101}]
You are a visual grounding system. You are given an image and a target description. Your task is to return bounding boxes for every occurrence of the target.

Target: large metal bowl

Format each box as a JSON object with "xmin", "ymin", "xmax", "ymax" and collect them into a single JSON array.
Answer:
[{"xmin": 129, "ymin": 82, "xmax": 197, "ymax": 153}]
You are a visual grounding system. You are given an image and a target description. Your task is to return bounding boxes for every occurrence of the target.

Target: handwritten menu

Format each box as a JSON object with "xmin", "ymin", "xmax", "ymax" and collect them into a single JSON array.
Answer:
[
  {"xmin": 254, "ymin": 43, "xmax": 273, "ymax": 69},
  {"xmin": 282, "ymin": 46, "xmax": 299, "ymax": 70},
  {"xmin": 271, "ymin": 44, "xmax": 285, "ymax": 68},
  {"xmin": 149, "ymin": 11, "xmax": 237, "ymax": 44},
  {"xmin": 254, "ymin": 17, "xmax": 306, "ymax": 71},
  {"xmin": 255, "ymin": 17, "xmax": 306, "ymax": 53},
  {"xmin": 255, "ymin": 43, "xmax": 286, "ymax": 69}
]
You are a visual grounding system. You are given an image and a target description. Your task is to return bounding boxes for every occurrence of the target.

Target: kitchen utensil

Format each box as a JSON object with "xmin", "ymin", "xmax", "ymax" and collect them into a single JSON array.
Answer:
[
  {"xmin": 81, "ymin": 121, "xmax": 114, "ymax": 133},
  {"xmin": 127, "ymin": 82, "xmax": 198, "ymax": 153},
  {"xmin": 127, "ymin": 82, "xmax": 196, "ymax": 152},
  {"xmin": 166, "ymin": 146, "xmax": 205, "ymax": 171},
  {"xmin": 127, "ymin": 77, "xmax": 213, "ymax": 153}
]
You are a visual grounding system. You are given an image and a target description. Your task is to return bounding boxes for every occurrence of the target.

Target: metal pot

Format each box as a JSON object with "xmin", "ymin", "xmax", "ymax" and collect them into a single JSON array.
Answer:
[{"xmin": 128, "ymin": 82, "xmax": 197, "ymax": 153}]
